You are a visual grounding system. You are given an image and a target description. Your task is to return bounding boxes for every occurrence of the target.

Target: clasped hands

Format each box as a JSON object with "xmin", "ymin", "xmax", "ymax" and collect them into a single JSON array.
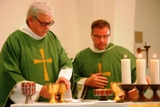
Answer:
[
  {"xmin": 85, "ymin": 73, "xmax": 108, "ymax": 89},
  {"xmin": 40, "ymin": 77, "xmax": 70, "ymax": 99}
]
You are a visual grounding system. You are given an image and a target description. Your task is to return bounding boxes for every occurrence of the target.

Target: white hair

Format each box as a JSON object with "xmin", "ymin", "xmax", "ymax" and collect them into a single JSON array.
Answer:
[{"xmin": 26, "ymin": 1, "xmax": 54, "ymax": 18}]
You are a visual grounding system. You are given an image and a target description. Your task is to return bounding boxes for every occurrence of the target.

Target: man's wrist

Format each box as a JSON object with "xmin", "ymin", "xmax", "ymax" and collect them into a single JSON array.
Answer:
[{"xmin": 84, "ymin": 78, "xmax": 89, "ymax": 86}]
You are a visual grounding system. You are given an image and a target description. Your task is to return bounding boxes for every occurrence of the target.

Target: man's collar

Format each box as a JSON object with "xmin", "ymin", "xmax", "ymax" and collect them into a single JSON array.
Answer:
[
  {"xmin": 90, "ymin": 43, "xmax": 115, "ymax": 53},
  {"xmin": 90, "ymin": 45, "xmax": 108, "ymax": 53},
  {"xmin": 19, "ymin": 19, "xmax": 46, "ymax": 40}
]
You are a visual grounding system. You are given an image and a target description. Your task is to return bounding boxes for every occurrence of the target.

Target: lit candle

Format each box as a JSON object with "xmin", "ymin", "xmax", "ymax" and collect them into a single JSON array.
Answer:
[
  {"xmin": 150, "ymin": 55, "xmax": 159, "ymax": 84},
  {"xmin": 145, "ymin": 41, "xmax": 149, "ymax": 46},
  {"xmin": 136, "ymin": 54, "xmax": 147, "ymax": 84},
  {"xmin": 121, "ymin": 55, "xmax": 131, "ymax": 84}
]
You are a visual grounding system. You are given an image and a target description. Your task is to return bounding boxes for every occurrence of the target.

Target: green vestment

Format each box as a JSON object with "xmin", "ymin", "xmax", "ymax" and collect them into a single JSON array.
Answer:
[
  {"xmin": 72, "ymin": 43, "xmax": 137, "ymax": 100},
  {"xmin": 0, "ymin": 30, "xmax": 72, "ymax": 106}
]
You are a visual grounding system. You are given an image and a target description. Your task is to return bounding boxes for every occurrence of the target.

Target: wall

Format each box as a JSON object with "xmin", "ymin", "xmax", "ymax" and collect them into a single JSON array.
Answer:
[
  {"xmin": 134, "ymin": 0, "xmax": 160, "ymax": 59},
  {"xmin": 134, "ymin": 0, "xmax": 160, "ymax": 97},
  {"xmin": 0, "ymin": 0, "xmax": 135, "ymax": 59},
  {"xmin": 113, "ymin": 0, "xmax": 135, "ymax": 52}
]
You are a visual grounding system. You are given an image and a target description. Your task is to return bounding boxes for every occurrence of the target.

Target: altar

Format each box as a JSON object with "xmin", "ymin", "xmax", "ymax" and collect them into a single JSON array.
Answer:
[
  {"xmin": 10, "ymin": 101, "xmax": 128, "ymax": 107},
  {"xmin": 11, "ymin": 101, "xmax": 160, "ymax": 107}
]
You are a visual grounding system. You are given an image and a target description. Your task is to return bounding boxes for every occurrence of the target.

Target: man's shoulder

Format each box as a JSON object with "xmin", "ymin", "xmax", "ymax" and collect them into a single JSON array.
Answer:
[
  {"xmin": 113, "ymin": 44, "xmax": 135, "ymax": 56},
  {"xmin": 108, "ymin": 43, "xmax": 132, "ymax": 54},
  {"xmin": 114, "ymin": 45, "xmax": 127, "ymax": 50},
  {"xmin": 111, "ymin": 44, "xmax": 129, "ymax": 51},
  {"xmin": 47, "ymin": 31, "xmax": 56, "ymax": 37},
  {"xmin": 76, "ymin": 48, "xmax": 90, "ymax": 56},
  {"xmin": 6, "ymin": 30, "xmax": 24, "ymax": 41},
  {"xmin": 46, "ymin": 31, "xmax": 59, "ymax": 41},
  {"xmin": 9, "ymin": 30, "xmax": 23, "ymax": 36}
]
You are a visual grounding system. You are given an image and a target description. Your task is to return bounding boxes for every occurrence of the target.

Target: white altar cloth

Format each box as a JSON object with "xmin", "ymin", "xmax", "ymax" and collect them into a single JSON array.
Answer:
[
  {"xmin": 11, "ymin": 100, "xmax": 128, "ymax": 107},
  {"xmin": 11, "ymin": 101, "xmax": 160, "ymax": 107}
]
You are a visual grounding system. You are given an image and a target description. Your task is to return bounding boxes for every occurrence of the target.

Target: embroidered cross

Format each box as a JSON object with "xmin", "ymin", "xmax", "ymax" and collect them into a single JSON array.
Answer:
[
  {"xmin": 90, "ymin": 63, "xmax": 111, "ymax": 76},
  {"xmin": 98, "ymin": 63, "xmax": 111, "ymax": 76},
  {"xmin": 34, "ymin": 49, "xmax": 52, "ymax": 81}
]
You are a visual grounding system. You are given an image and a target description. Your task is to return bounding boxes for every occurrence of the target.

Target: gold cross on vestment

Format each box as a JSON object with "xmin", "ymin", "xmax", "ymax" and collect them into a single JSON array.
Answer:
[
  {"xmin": 98, "ymin": 63, "xmax": 111, "ymax": 76},
  {"xmin": 34, "ymin": 49, "xmax": 52, "ymax": 81}
]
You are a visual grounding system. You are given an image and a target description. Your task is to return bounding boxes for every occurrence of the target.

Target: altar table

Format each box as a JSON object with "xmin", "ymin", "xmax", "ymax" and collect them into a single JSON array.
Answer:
[
  {"xmin": 11, "ymin": 101, "xmax": 127, "ymax": 107},
  {"xmin": 11, "ymin": 101, "xmax": 160, "ymax": 107}
]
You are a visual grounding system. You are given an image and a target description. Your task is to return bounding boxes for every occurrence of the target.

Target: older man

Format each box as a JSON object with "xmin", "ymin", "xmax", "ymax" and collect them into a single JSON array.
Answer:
[{"xmin": 0, "ymin": 1, "xmax": 72, "ymax": 106}]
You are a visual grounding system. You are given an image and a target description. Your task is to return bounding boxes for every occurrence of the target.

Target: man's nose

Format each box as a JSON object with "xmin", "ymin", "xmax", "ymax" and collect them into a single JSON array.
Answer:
[
  {"xmin": 44, "ymin": 25, "xmax": 50, "ymax": 29},
  {"xmin": 99, "ymin": 37, "xmax": 105, "ymax": 41}
]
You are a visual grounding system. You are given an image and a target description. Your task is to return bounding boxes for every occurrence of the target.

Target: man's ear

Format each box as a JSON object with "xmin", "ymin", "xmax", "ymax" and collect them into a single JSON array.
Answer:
[{"xmin": 28, "ymin": 16, "xmax": 34, "ymax": 21}]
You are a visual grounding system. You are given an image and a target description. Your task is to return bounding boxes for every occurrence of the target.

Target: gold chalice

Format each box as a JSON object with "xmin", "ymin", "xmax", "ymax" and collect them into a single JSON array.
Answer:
[
  {"xmin": 110, "ymin": 82, "xmax": 124, "ymax": 101},
  {"xmin": 46, "ymin": 83, "xmax": 59, "ymax": 103},
  {"xmin": 58, "ymin": 83, "xmax": 67, "ymax": 103}
]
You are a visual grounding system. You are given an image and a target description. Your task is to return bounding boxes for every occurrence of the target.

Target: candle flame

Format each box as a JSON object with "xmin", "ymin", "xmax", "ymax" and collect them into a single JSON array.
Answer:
[
  {"xmin": 124, "ymin": 55, "xmax": 127, "ymax": 58},
  {"xmin": 139, "ymin": 54, "xmax": 142, "ymax": 58},
  {"xmin": 154, "ymin": 55, "xmax": 156, "ymax": 59}
]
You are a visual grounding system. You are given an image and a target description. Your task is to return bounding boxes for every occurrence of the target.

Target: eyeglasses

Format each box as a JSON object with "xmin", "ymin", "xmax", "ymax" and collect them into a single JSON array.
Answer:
[
  {"xmin": 34, "ymin": 16, "xmax": 54, "ymax": 27},
  {"xmin": 92, "ymin": 34, "xmax": 110, "ymax": 39}
]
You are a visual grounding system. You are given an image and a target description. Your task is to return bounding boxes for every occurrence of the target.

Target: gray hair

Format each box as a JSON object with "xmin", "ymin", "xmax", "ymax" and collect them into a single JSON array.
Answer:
[{"xmin": 26, "ymin": 1, "xmax": 54, "ymax": 18}]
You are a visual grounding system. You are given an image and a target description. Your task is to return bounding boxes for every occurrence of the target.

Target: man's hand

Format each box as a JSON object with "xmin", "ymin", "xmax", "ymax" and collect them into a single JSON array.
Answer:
[
  {"xmin": 39, "ymin": 86, "xmax": 58, "ymax": 100},
  {"xmin": 146, "ymin": 76, "xmax": 151, "ymax": 84},
  {"xmin": 40, "ymin": 86, "xmax": 50, "ymax": 99},
  {"xmin": 56, "ymin": 77, "xmax": 71, "ymax": 90},
  {"xmin": 128, "ymin": 88, "xmax": 139, "ymax": 100},
  {"xmin": 85, "ymin": 73, "xmax": 108, "ymax": 88}
]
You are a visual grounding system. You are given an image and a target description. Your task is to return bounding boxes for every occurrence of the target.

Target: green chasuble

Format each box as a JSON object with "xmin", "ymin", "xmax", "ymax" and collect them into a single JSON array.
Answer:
[
  {"xmin": 72, "ymin": 43, "xmax": 137, "ymax": 100},
  {"xmin": 0, "ymin": 30, "xmax": 72, "ymax": 106}
]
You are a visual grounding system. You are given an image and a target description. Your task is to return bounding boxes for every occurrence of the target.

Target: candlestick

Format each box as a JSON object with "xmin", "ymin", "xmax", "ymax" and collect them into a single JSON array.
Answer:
[
  {"xmin": 150, "ymin": 55, "xmax": 159, "ymax": 84},
  {"xmin": 137, "ymin": 42, "xmax": 151, "ymax": 68},
  {"xmin": 136, "ymin": 55, "xmax": 147, "ymax": 84},
  {"xmin": 121, "ymin": 55, "xmax": 131, "ymax": 84}
]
